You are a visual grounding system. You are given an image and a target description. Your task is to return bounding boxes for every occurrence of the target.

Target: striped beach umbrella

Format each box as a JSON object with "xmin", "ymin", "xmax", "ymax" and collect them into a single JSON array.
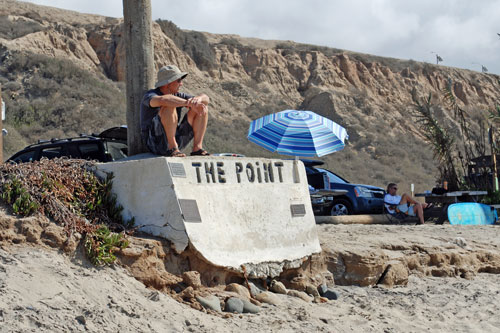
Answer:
[{"xmin": 247, "ymin": 110, "xmax": 348, "ymax": 157}]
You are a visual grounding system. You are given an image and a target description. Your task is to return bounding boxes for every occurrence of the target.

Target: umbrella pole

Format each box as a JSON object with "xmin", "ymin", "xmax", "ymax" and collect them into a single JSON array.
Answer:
[{"xmin": 293, "ymin": 156, "xmax": 300, "ymax": 183}]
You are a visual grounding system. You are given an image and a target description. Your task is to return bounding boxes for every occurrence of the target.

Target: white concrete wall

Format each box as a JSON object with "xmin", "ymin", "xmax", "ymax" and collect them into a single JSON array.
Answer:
[{"xmin": 96, "ymin": 155, "xmax": 321, "ymax": 277}]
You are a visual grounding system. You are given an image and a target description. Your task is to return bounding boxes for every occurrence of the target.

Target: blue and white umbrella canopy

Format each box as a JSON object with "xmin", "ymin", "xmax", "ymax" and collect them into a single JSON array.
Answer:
[{"xmin": 247, "ymin": 110, "xmax": 348, "ymax": 157}]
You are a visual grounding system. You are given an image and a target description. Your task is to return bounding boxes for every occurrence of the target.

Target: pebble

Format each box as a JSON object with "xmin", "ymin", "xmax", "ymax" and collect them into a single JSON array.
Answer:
[
  {"xmin": 305, "ymin": 284, "xmax": 320, "ymax": 297},
  {"xmin": 313, "ymin": 296, "xmax": 329, "ymax": 303},
  {"xmin": 225, "ymin": 283, "xmax": 251, "ymax": 299},
  {"xmin": 75, "ymin": 315, "xmax": 86, "ymax": 325},
  {"xmin": 270, "ymin": 280, "xmax": 287, "ymax": 294},
  {"xmin": 248, "ymin": 282, "xmax": 264, "ymax": 297},
  {"xmin": 453, "ymin": 237, "xmax": 469, "ymax": 249},
  {"xmin": 195, "ymin": 295, "xmax": 221, "ymax": 312},
  {"xmin": 287, "ymin": 290, "xmax": 313, "ymax": 302},
  {"xmin": 255, "ymin": 291, "xmax": 281, "ymax": 305},
  {"xmin": 249, "ymin": 298, "xmax": 261, "ymax": 306},
  {"xmin": 241, "ymin": 299, "xmax": 260, "ymax": 314},
  {"xmin": 148, "ymin": 291, "xmax": 161, "ymax": 302},
  {"xmin": 224, "ymin": 297, "xmax": 244, "ymax": 313},
  {"xmin": 323, "ymin": 288, "xmax": 340, "ymax": 301},
  {"xmin": 317, "ymin": 284, "xmax": 328, "ymax": 296}
]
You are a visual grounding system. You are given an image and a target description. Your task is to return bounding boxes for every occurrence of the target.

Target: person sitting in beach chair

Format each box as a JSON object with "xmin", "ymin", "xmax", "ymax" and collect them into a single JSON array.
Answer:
[{"xmin": 384, "ymin": 183, "xmax": 433, "ymax": 225}]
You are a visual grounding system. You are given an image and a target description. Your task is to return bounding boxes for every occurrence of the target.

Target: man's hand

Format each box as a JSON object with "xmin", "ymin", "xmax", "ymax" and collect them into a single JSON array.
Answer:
[
  {"xmin": 187, "ymin": 97, "xmax": 208, "ymax": 116},
  {"xmin": 189, "ymin": 96, "xmax": 204, "ymax": 105}
]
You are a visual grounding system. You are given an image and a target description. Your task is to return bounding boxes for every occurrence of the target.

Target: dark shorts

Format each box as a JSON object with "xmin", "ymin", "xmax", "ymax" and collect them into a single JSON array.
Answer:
[{"xmin": 144, "ymin": 114, "xmax": 194, "ymax": 155}]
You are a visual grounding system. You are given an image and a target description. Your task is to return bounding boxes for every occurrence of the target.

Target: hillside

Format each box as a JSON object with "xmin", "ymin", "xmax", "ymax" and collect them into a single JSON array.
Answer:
[{"xmin": 1, "ymin": 0, "xmax": 500, "ymax": 191}]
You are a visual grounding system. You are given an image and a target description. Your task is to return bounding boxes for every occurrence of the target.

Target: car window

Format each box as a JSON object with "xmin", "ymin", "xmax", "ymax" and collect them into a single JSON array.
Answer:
[
  {"xmin": 316, "ymin": 168, "xmax": 348, "ymax": 184},
  {"xmin": 103, "ymin": 141, "xmax": 128, "ymax": 161},
  {"xmin": 304, "ymin": 167, "xmax": 317, "ymax": 174},
  {"xmin": 11, "ymin": 150, "xmax": 37, "ymax": 163},
  {"xmin": 77, "ymin": 142, "xmax": 102, "ymax": 161},
  {"xmin": 40, "ymin": 147, "xmax": 64, "ymax": 159}
]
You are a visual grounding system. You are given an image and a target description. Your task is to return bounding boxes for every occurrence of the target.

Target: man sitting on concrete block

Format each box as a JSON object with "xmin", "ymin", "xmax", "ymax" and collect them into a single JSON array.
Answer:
[{"xmin": 141, "ymin": 65, "xmax": 210, "ymax": 157}]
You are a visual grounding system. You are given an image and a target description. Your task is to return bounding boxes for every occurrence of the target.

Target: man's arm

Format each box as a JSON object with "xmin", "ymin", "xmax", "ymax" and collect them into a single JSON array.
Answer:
[
  {"xmin": 150, "ymin": 94, "xmax": 191, "ymax": 108},
  {"xmin": 150, "ymin": 93, "xmax": 209, "ymax": 109},
  {"xmin": 189, "ymin": 93, "xmax": 210, "ymax": 106},
  {"xmin": 384, "ymin": 194, "xmax": 399, "ymax": 205}
]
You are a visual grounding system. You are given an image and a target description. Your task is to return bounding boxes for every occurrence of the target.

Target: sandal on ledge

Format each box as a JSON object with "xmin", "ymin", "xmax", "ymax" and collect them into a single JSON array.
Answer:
[
  {"xmin": 190, "ymin": 149, "xmax": 210, "ymax": 156},
  {"xmin": 168, "ymin": 149, "xmax": 186, "ymax": 157}
]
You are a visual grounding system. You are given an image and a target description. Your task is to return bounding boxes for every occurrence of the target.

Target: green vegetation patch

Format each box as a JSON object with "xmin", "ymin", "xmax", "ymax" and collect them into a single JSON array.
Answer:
[
  {"xmin": 0, "ymin": 158, "xmax": 133, "ymax": 265},
  {"xmin": 85, "ymin": 225, "xmax": 129, "ymax": 266}
]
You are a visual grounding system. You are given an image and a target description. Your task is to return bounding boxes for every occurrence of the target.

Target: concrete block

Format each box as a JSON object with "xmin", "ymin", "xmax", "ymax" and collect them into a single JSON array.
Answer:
[{"xmin": 96, "ymin": 155, "xmax": 320, "ymax": 277}]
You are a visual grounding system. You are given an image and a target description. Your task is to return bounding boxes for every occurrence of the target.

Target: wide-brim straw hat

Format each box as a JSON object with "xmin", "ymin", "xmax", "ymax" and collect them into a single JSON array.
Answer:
[{"xmin": 155, "ymin": 65, "xmax": 188, "ymax": 88}]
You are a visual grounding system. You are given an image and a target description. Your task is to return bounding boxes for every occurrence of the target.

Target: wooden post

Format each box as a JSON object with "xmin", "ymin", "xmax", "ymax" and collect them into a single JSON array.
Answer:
[
  {"xmin": 122, "ymin": 0, "xmax": 155, "ymax": 155},
  {"xmin": 490, "ymin": 126, "xmax": 499, "ymax": 191},
  {"xmin": 0, "ymin": 84, "xmax": 3, "ymax": 162}
]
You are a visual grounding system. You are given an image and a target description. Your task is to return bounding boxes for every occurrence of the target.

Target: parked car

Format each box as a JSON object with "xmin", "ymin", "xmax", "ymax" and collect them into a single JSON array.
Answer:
[
  {"xmin": 7, "ymin": 126, "xmax": 128, "ymax": 163},
  {"xmin": 309, "ymin": 185, "xmax": 332, "ymax": 215},
  {"xmin": 309, "ymin": 185, "xmax": 349, "ymax": 216},
  {"xmin": 303, "ymin": 159, "xmax": 385, "ymax": 216}
]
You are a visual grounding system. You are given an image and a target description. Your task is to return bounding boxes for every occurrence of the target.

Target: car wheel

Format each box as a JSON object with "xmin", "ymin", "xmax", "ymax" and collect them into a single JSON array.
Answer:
[{"xmin": 330, "ymin": 199, "xmax": 352, "ymax": 216}]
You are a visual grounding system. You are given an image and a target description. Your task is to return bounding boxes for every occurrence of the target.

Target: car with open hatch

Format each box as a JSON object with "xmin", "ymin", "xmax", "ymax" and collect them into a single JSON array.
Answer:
[{"xmin": 7, "ymin": 126, "xmax": 128, "ymax": 163}]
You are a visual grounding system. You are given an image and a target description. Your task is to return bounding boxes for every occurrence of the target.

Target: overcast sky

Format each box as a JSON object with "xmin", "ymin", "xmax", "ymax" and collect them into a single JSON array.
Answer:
[{"xmin": 23, "ymin": 0, "xmax": 500, "ymax": 75}]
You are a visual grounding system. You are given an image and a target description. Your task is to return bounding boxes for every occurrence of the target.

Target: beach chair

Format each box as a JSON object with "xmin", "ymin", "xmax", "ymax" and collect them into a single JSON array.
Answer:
[
  {"xmin": 383, "ymin": 202, "xmax": 418, "ymax": 224},
  {"xmin": 383, "ymin": 201, "xmax": 435, "ymax": 224}
]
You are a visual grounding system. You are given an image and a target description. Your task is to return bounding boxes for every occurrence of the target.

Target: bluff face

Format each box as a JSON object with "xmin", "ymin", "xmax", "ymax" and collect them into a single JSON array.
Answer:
[{"xmin": 1, "ymin": 0, "xmax": 499, "ymax": 191}]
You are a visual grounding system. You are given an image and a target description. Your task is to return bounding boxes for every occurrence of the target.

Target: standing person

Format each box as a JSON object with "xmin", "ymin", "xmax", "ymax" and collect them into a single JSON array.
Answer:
[
  {"xmin": 384, "ymin": 183, "xmax": 433, "ymax": 225},
  {"xmin": 141, "ymin": 65, "xmax": 210, "ymax": 157}
]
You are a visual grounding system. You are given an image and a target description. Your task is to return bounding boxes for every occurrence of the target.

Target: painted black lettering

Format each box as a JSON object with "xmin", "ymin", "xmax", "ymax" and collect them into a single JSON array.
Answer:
[
  {"xmin": 204, "ymin": 162, "xmax": 216, "ymax": 183},
  {"xmin": 263, "ymin": 162, "xmax": 274, "ymax": 182},
  {"xmin": 246, "ymin": 163, "xmax": 255, "ymax": 182},
  {"xmin": 235, "ymin": 162, "xmax": 243, "ymax": 183},
  {"xmin": 256, "ymin": 162, "xmax": 262, "ymax": 183},
  {"xmin": 217, "ymin": 162, "xmax": 226, "ymax": 183},
  {"xmin": 274, "ymin": 162, "xmax": 284, "ymax": 183},
  {"xmin": 192, "ymin": 162, "xmax": 202, "ymax": 183}
]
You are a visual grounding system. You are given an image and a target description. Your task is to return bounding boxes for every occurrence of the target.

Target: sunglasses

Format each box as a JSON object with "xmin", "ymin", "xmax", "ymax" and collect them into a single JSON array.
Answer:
[{"xmin": 391, "ymin": 187, "xmax": 398, "ymax": 190}]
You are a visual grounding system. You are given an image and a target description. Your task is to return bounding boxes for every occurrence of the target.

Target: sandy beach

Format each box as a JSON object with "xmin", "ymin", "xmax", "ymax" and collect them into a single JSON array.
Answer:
[
  {"xmin": 1, "ymin": 247, "xmax": 500, "ymax": 332},
  {"xmin": 1, "ymin": 212, "xmax": 500, "ymax": 332}
]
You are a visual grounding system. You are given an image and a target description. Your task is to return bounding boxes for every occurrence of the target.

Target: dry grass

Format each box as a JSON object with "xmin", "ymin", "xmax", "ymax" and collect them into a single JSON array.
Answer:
[{"xmin": 1, "ymin": 51, "xmax": 126, "ymax": 158}]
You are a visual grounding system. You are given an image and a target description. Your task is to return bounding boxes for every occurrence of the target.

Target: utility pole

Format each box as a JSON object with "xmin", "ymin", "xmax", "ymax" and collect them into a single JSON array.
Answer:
[{"xmin": 122, "ymin": 0, "xmax": 155, "ymax": 155}]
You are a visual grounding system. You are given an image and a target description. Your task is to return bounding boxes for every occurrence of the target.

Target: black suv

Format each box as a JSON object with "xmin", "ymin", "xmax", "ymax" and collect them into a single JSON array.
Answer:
[
  {"xmin": 7, "ymin": 127, "xmax": 128, "ymax": 163},
  {"xmin": 303, "ymin": 159, "xmax": 385, "ymax": 216}
]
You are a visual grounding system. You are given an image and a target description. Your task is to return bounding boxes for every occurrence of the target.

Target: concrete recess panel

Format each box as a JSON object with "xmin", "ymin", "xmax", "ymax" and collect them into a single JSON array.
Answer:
[{"xmin": 96, "ymin": 155, "xmax": 321, "ymax": 277}]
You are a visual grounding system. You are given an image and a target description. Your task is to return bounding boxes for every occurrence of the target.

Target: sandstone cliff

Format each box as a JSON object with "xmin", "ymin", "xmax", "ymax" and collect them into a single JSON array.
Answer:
[{"xmin": 1, "ymin": 0, "xmax": 500, "ymax": 191}]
